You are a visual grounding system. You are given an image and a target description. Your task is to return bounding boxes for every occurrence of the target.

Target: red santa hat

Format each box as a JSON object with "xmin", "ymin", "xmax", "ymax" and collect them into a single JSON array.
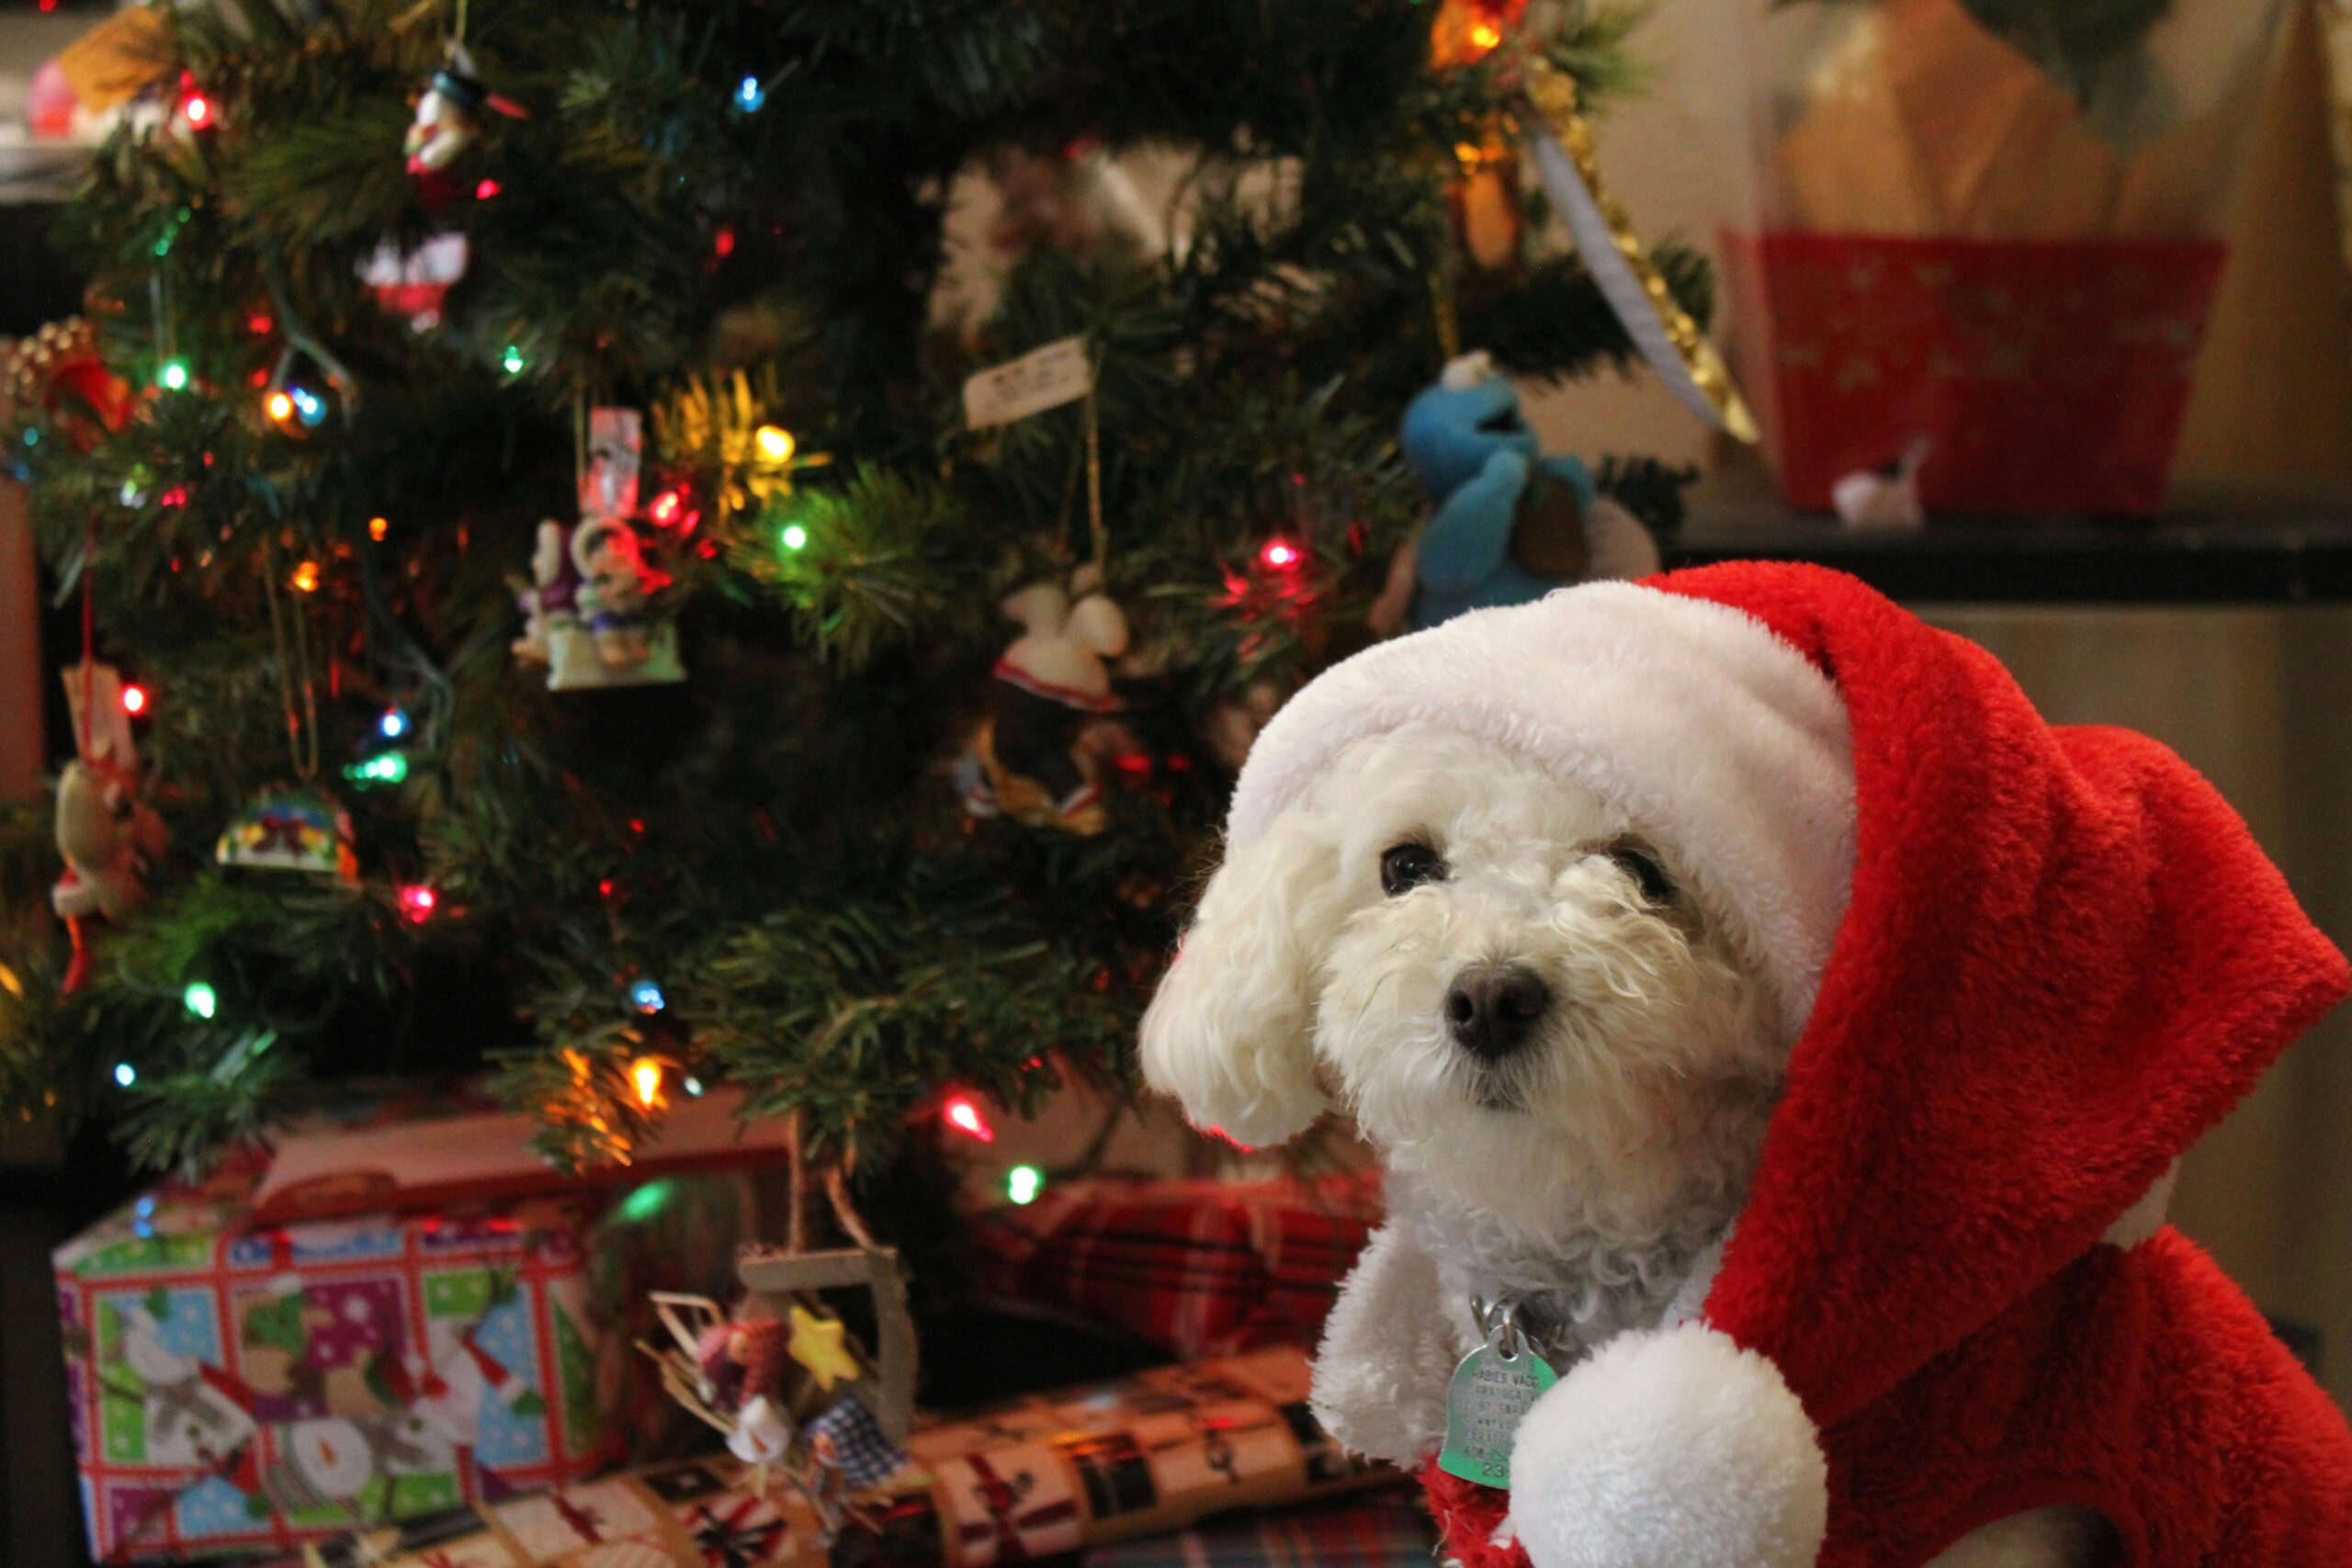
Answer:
[{"xmin": 1227, "ymin": 562, "xmax": 2352, "ymax": 1566}]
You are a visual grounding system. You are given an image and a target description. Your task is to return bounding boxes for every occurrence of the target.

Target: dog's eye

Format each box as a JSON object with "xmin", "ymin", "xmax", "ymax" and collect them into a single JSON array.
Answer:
[
  {"xmin": 1607, "ymin": 841, "xmax": 1675, "ymax": 906},
  {"xmin": 1379, "ymin": 842, "xmax": 1447, "ymax": 897}
]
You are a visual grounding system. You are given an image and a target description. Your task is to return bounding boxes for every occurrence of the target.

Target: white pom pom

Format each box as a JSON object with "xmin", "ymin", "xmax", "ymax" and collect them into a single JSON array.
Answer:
[
  {"xmin": 1507, "ymin": 1325, "xmax": 1827, "ymax": 1568},
  {"xmin": 1440, "ymin": 350, "xmax": 1498, "ymax": 390}
]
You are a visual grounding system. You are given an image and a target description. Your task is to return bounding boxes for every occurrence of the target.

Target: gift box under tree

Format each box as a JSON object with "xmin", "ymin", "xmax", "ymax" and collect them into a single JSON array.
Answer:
[{"xmin": 53, "ymin": 1146, "xmax": 748, "ymax": 1562}]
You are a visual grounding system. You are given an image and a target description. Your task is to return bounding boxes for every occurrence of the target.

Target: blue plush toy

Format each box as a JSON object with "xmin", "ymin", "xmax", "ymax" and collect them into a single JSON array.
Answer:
[{"xmin": 1395, "ymin": 352, "xmax": 1657, "ymax": 630}]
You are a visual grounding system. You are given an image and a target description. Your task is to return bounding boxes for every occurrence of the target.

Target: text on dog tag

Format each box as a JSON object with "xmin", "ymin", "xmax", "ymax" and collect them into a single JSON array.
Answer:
[{"xmin": 1437, "ymin": 1337, "xmax": 1556, "ymax": 1488}]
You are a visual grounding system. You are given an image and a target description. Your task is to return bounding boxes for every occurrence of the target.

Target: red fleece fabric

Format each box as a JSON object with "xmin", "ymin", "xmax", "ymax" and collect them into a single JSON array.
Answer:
[{"xmin": 1422, "ymin": 564, "xmax": 2352, "ymax": 1566}]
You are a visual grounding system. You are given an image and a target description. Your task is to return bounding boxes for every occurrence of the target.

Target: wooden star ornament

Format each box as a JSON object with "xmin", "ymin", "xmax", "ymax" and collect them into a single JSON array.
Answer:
[{"xmin": 786, "ymin": 1304, "xmax": 861, "ymax": 1391}]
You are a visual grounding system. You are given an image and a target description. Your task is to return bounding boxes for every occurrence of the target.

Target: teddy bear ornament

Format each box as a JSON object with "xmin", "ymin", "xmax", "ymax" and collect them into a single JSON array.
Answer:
[
  {"xmin": 1145, "ymin": 564, "xmax": 2352, "ymax": 1568},
  {"xmin": 1380, "ymin": 351, "xmax": 1657, "ymax": 634}
]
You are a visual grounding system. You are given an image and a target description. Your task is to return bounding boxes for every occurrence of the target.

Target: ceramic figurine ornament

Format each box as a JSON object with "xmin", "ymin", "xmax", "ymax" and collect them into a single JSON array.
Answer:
[
  {"xmin": 959, "ymin": 567, "xmax": 1129, "ymax": 835},
  {"xmin": 519, "ymin": 409, "xmax": 687, "ymax": 690},
  {"xmin": 214, "ymin": 790, "xmax": 359, "ymax": 882},
  {"xmin": 51, "ymin": 661, "xmax": 167, "ymax": 992},
  {"xmin": 52, "ymin": 761, "xmax": 167, "ymax": 994},
  {"xmin": 403, "ymin": 43, "xmax": 525, "ymax": 213},
  {"xmin": 1142, "ymin": 564, "xmax": 2352, "ymax": 1568},
  {"xmin": 1396, "ymin": 353, "xmax": 1657, "ymax": 630},
  {"xmin": 509, "ymin": 520, "xmax": 579, "ymax": 665}
]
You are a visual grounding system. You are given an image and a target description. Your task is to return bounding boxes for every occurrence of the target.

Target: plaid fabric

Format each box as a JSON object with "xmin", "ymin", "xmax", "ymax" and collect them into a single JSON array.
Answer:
[
  {"xmin": 806, "ymin": 1394, "xmax": 908, "ymax": 1489},
  {"xmin": 971, "ymin": 1175, "xmax": 1381, "ymax": 1356},
  {"xmin": 1081, "ymin": 1486, "xmax": 1434, "ymax": 1568}
]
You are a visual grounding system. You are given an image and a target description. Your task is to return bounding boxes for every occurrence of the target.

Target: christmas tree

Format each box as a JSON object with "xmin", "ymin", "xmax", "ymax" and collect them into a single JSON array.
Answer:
[{"xmin": 1, "ymin": 0, "xmax": 1715, "ymax": 1209}]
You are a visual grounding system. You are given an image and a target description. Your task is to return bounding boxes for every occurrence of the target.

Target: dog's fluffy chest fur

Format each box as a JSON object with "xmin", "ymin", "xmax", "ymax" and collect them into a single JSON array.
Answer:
[{"xmin": 1387, "ymin": 1168, "xmax": 1737, "ymax": 1365}]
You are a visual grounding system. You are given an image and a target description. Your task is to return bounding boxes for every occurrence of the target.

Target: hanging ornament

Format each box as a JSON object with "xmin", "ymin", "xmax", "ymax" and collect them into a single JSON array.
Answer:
[
  {"xmin": 956, "ymin": 569, "xmax": 1129, "ymax": 836},
  {"xmin": 510, "ymin": 520, "xmax": 580, "ymax": 666},
  {"xmin": 526, "ymin": 409, "xmax": 687, "ymax": 690},
  {"xmin": 52, "ymin": 659, "xmax": 164, "ymax": 994},
  {"xmin": 214, "ymin": 788, "xmax": 358, "ymax": 882},
  {"xmin": 356, "ymin": 232, "xmax": 469, "ymax": 333},
  {"xmin": 554, "ymin": 517, "xmax": 684, "ymax": 688},
  {"xmin": 1396, "ymin": 351, "xmax": 1660, "ymax": 630},
  {"xmin": 52, "ymin": 760, "xmax": 167, "ymax": 995},
  {"xmin": 7, "ymin": 318, "xmax": 134, "ymax": 453},
  {"xmin": 404, "ymin": 42, "xmax": 526, "ymax": 215},
  {"xmin": 981, "ymin": 140, "xmax": 1165, "ymax": 265},
  {"xmin": 1447, "ymin": 134, "xmax": 1523, "ymax": 272}
]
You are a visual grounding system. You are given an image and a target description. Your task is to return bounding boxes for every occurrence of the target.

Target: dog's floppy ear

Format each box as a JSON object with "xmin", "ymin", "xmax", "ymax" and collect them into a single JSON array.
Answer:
[{"xmin": 1141, "ymin": 810, "xmax": 1341, "ymax": 1147}]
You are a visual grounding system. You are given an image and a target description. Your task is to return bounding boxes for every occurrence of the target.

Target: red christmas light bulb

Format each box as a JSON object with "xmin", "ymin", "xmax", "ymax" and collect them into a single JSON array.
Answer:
[{"xmin": 942, "ymin": 1094, "xmax": 995, "ymax": 1143}]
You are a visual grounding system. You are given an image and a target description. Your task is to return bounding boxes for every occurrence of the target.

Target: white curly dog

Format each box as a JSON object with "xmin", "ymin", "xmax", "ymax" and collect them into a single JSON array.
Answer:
[{"xmin": 1141, "ymin": 721, "xmax": 2107, "ymax": 1568}]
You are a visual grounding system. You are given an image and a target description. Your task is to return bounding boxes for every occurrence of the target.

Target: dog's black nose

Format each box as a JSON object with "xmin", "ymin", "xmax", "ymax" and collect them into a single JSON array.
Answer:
[{"xmin": 1445, "ymin": 963, "xmax": 1550, "ymax": 1059}]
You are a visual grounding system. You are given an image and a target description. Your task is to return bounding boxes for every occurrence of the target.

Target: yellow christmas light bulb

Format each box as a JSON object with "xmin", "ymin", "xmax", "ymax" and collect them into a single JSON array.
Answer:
[
  {"xmin": 752, "ymin": 423, "xmax": 796, "ymax": 464},
  {"xmin": 289, "ymin": 559, "xmax": 321, "ymax": 593},
  {"xmin": 629, "ymin": 1056, "xmax": 664, "ymax": 1109},
  {"xmin": 368, "ymin": 515, "xmax": 390, "ymax": 541},
  {"xmin": 266, "ymin": 390, "xmax": 295, "ymax": 423}
]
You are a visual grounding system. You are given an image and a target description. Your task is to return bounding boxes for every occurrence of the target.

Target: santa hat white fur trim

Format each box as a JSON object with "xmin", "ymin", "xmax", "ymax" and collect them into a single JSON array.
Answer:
[
  {"xmin": 1228, "ymin": 582, "xmax": 1857, "ymax": 1036},
  {"xmin": 1505, "ymin": 1324, "xmax": 1829, "ymax": 1568}
]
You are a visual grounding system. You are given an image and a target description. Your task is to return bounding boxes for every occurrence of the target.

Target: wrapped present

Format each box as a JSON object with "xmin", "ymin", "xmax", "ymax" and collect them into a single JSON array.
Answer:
[
  {"xmin": 54, "ymin": 1132, "xmax": 752, "ymax": 1562},
  {"xmin": 969, "ymin": 1175, "xmax": 1379, "ymax": 1358},
  {"xmin": 265, "ymin": 1346, "xmax": 1390, "ymax": 1568},
  {"xmin": 1080, "ymin": 1486, "xmax": 1432, "ymax": 1568},
  {"xmin": 1712, "ymin": 0, "xmax": 2292, "ymax": 513}
]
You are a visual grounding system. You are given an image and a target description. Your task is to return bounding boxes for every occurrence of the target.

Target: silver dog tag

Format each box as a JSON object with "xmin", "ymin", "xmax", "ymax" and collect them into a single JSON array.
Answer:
[{"xmin": 1437, "ymin": 1302, "xmax": 1556, "ymax": 1488}]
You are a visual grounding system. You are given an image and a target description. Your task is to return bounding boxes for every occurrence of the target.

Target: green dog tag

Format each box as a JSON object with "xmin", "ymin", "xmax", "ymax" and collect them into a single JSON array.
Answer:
[{"xmin": 1436, "ymin": 1304, "xmax": 1557, "ymax": 1489}]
